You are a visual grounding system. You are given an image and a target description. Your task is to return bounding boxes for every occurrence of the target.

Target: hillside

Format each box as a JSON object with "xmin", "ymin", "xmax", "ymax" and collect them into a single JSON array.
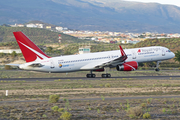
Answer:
[
  {"xmin": 0, "ymin": 26, "xmax": 87, "ymax": 45},
  {"xmin": 1, "ymin": 0, "xmax": 180, "ymax": 32},
  {"xmin": 133, "ymin": 38, "xmax": 180, "ymax": 52}
]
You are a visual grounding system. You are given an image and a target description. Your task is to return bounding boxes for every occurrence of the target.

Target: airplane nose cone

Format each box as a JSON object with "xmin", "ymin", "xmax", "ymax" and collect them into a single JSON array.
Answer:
[{"xmin": 172, "ymin": 52, "xmax": 175, "ymax": 58}]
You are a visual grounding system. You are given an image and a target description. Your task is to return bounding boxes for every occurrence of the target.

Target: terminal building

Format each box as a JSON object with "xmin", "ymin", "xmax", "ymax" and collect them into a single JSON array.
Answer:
[{"xmin": 79, "ymin": 45, "xmax": 91, "ymax": 54}]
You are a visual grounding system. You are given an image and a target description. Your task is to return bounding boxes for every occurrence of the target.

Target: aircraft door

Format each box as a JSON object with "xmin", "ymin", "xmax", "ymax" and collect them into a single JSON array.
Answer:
[
  {"xmin": 132, "ymin": 51, "xmax": 136, "ymax": 59},
  {"xmin": 162, "ymin": 48, "xmax": 165, "ymax": 56},
  {"xmin": 50, "ymin": 59, "xmax": 55, "ymax": 69}
]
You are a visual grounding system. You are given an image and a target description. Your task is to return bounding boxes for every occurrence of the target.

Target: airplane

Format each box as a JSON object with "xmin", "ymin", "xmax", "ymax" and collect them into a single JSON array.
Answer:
[{"xmin": 7, "ymin": 31, "xmax": 175, "ymax": 78}]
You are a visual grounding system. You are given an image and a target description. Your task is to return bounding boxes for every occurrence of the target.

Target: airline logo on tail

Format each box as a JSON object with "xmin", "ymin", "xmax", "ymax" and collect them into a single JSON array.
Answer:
[
  {"xmin": 17, "ymin": 41, "xmax": 49, "ymax": 60},
  {"xmin": 13, "ymin": 31, "xmax": 50, "ymax": 62}
]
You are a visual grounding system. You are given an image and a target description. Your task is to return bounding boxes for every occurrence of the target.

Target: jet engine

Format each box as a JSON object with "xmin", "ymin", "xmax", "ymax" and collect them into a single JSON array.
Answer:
[{"xmin": 116, "ymin": 61, "xmax": 138, "ymax": 71}]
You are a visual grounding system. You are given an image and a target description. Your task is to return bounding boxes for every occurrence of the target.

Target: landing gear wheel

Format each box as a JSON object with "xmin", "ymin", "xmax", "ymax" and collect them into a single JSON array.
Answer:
[
  {"xmin": 101, "ymin": 74, "xmax": 111, "ymax": 78},
  {"xmin": 102, "ymin": 74, "xmax": 106, "ymax": 78},
  {"xmin": 155, "ymin": 68, "xmax": 160, "ymax": 72},
  {"xmin": 92, "ymin": 74, "xmax": 96, "ymax": 78},
  {"xmin": 107, "ymin": 74, "xmax": 111, "ymax": 78},
  {"xmin": 86, "ymin": 74, "xmax": 96, "ymax": 78}
]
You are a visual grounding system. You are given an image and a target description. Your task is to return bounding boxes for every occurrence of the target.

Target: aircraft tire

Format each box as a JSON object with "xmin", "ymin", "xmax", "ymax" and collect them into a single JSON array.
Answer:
[
  {"xmin": 92, "ymin": 74, "xmax": 96, "ymax": 78},
  {"xmin": 155, "ymin": 68, "xmax": 160, "ymax": 72},
  {"xmin": 87, "ymin": 74, "xmax": 96, "ymax": 78},
  {"xmin": 101, "ymin": 74, "xmax": 111, "ymax": 78},
  {"xmin": 107, "ymin": 74, "xmax": 111, "ymax": 78}
]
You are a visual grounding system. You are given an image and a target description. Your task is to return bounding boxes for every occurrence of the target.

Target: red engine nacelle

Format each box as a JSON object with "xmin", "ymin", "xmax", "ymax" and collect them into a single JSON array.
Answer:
[{"xmin": 116, "ymin": 61, "xmax": 138, "ymax": 71}]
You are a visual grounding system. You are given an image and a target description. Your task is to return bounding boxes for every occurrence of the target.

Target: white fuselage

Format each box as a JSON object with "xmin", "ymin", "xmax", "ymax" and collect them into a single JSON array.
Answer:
[{"xmin": 19, "ymin": 46, "xmax": 175, "ymax": 73}]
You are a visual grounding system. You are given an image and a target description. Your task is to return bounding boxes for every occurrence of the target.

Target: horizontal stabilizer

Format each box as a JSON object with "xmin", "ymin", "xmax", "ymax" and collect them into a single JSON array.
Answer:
[{"xmin": 6, "ymin": 64, "xmax": 20, "ymax": 67}]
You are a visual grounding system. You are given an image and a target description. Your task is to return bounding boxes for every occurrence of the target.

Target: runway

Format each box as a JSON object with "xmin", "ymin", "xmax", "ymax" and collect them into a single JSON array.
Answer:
[
  {"xmin": 1, "ymin": 95, "xmax": 180, "ymax": 104},
  {"xmin": 0, "ymin": 75, "xmax": 180, "ymax": 81},
  {"xmin": 0, "ymin": 75, "xmax": 180, "ymax": 103}
]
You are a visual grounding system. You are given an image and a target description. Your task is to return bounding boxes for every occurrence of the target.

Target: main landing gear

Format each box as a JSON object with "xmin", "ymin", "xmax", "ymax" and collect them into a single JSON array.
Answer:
[
  {"xmin": 86, "ymin": 71, "xmax": 96, "ymax": 78},
  {"xmin": 86, "ymin": 69, "xmax": 112, "ymax": 78},
  {"xmin": 155, "ymin": 61, "xmax": 161, "ymax": 72},
  {"xmin": 86, "ymin": 73, "xmax": 111, "ymax": 78},
  {"xmin": 86, "ymin": 74, "xmax": 96, "ymax": 78},
  {"xmin": 102, "ymin": 67, "xmax": 111, "ymax": 78},
  {"xmin": 101, "ymin": 73, "xmax": 111, "ymax": 78}
]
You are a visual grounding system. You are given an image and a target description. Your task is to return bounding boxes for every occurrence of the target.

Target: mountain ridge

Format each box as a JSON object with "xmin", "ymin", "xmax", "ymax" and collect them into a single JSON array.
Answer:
[{"xmin": 1, "ymin": 0, "xmax": 180, "ymax": 33}]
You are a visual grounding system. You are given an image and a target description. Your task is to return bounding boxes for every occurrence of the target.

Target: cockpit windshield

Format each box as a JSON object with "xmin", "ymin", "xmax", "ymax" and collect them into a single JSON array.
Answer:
[{"xmin": 167, "ymin": 50, "xmax": 171, "ymax": 52}]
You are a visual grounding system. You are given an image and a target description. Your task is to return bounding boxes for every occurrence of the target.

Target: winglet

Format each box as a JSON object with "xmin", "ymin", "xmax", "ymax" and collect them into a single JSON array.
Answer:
[
  {"xmin": 119, "ymin": 45, "xmax": 126, "ymax": 56},
  {"xmin": 119, "ymin": 45, "xmax": 127, "ymax": 61}
]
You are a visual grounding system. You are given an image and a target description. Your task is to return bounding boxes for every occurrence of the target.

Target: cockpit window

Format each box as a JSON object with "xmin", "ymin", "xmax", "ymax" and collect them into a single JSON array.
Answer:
[{"xmin": 167, "ymin": 50, "xmax": 171, "ymax": 52}]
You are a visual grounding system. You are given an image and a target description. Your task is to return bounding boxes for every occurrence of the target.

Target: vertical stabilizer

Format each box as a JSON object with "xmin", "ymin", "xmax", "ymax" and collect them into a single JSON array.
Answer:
[{"xmin": 13, "ymin": 31, "xmax": 50, "ymax": 62}]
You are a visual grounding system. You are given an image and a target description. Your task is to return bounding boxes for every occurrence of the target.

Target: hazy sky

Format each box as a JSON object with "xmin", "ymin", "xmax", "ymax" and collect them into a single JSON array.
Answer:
[{"xmin": 124, "ymin": 0, "xmax": 180, "ymax": 7}]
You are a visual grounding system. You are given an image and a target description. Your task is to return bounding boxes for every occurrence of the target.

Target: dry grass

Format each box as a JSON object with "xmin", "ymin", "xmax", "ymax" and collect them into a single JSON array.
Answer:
[{"xmin": 0, "ymin": 70, "xmax": 180, "ymax": 119}]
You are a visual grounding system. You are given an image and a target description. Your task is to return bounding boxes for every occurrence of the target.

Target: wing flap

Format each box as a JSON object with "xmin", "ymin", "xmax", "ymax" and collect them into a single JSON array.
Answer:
[{"xmin": 81, "ymin": 61, "xmax": 104, "ymax": 70}]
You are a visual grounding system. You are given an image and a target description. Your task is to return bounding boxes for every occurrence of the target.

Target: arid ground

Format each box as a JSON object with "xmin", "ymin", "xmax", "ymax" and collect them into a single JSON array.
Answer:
[{"xmin": 0, "ymin": 70, "xmax": 180, "ymax": 119}]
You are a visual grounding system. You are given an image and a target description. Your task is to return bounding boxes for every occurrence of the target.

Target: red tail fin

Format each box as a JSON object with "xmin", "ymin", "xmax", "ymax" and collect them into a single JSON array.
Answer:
[{"xmin": 13, "ymin": 31, "xmax": 50, "ymax": 62}]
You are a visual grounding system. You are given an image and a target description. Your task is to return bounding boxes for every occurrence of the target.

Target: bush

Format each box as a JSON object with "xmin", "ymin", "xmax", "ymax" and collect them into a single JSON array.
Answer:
[
  {"xmin": 58, "ymin": 108, "xmax": 64, "ymax": 113},
  {"xmin": 51, "ymin": 106, "xmax": 59, "ymax": 112},
  {"xmin": 5, "ymin": 65, "xmax": 12, "ymax": 70},
  {"xmin": 11, "ymin": 51, "xmax": 17, "ymax": 57},
  {"xmin": 0, "ymin": 53, "xmax": 5, "ymax": 57},
  {"xmin": 49, "ymin": 94, "xmax": 59, "ymax": 103},
  {"xmin": 141, "ymin": 103, "xmax": 146, "ymax": 108},
  {"xmin": 60, "ymin": 112, "xmax": 72, "ymax": 120},
  {"xmin": 126, "ymin": 106, "xmax": 143, "ymax": 119},
  {"xmin": 143, "ymin": 112, "xmax": 151, "ymax": 119},
  {"xmin": 105, "ymin": 83, "xmax": 111, "ymax": 87}
]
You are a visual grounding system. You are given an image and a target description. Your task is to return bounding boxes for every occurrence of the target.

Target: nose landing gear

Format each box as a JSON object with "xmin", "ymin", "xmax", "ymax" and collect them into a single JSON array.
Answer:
[{"xmin": 155, "ymin": 61, "xmax": 161, "ymax": 72}]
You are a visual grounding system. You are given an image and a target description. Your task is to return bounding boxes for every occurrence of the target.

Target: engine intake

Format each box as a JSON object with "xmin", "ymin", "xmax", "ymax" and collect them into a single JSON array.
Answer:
[{"xmin": 116, "ymin": 61, "xmax": 138, "ymax": 71}]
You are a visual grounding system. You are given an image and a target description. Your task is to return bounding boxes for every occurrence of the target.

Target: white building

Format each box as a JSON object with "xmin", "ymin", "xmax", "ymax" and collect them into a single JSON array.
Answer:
[
  {"xmin": 10, "ymin": 24, "xmax": 24, "ymax": 27},
  {"xmin": 121, "ymin": 40, "xmax": 140, "ymax": 44},
  {"xmin": 17, "ymin": 24, "xmax": 25, "ymax": 27},
  {"xmin": 79, "ymin": 47, "xmax": 90, "ymax": 54},
  {"xmin": 26, "ymin": 24, "xmax": 37, "ymax": 28},
  {"xmin": 36, "ymin": 24, "xmax": 43, "ymax": 28},
  {"xmin": 63, "ymin": 27, "xmax": 68, "ymax": 30},
  {"xmin": 0, "ymin": 49, "xmax": 21, "ymax": 54},
  {"xmin": 56, "ymin": 26, "xmax": 63, "ymax": 31}
]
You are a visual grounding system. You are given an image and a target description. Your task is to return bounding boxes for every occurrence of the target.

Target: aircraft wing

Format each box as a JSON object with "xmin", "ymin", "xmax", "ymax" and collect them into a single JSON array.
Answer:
[
  {"xmin": 95, "ymin": 45, "xmax": 127, "ymax": 68},
  {"xmin": 81, "ymin": 45, "xmax": 127, "ymax": 70}
]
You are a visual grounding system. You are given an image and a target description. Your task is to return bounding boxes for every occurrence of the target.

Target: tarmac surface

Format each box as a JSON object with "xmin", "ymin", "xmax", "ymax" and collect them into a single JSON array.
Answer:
[
  {"xmin": 0, "ymin": 75, "xmax": 180, "ymax": 81},
  {"xmin": 1, "ymin": 75, "xmax": 180, "ymax": 103},
  {"xmin": 1, "ymin": 95, "xmax": 180, "ymax": 104}
]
